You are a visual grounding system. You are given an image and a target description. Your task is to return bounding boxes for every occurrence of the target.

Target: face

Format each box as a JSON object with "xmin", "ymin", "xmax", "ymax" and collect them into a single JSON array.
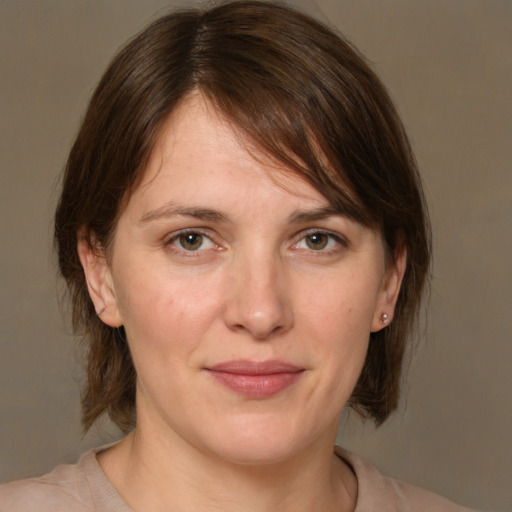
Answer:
[{"xmin": 81, "ymin": 93, "xmax": 404, "ymax": 465}]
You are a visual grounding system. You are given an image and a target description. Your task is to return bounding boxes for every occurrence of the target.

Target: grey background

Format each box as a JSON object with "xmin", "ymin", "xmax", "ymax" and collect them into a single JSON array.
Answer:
[{"xmin": 1, "ymin": 1, "xmax": 510, "ymax": 510}]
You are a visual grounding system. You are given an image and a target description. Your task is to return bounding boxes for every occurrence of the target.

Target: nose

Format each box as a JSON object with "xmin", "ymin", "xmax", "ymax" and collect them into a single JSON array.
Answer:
[{"xmin": 222, "ymin": 252, "xmax": 294, "ymax": 340}]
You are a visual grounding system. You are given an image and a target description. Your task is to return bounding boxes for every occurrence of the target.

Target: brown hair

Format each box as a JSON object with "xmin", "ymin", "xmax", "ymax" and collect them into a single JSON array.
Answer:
[{"xmin": 55, "ymin": 0, "xmax": 431, "ymax": 432}]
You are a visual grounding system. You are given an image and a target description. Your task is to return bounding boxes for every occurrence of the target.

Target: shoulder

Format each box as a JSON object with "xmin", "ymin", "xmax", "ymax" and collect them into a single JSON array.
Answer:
[
  {"xmin": 0, "ymin": 451, "xmax": 98, "ymax": 512},
  {"xmin": 0, "ymin": 472, "xmax": 86, "ymax": 512},
  {"xmin": 335, "ymin": 447, "xmax": 477, "ymax": 512},
  {"xmin": 384, "ymin": 477, "xmax": 476, "ymax": 512}
]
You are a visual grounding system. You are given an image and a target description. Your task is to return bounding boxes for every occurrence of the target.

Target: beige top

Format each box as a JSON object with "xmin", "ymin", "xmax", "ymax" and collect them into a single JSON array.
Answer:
[{"xmin": 0, "ymin": 446, "xmax": 475, "ymax": 511}]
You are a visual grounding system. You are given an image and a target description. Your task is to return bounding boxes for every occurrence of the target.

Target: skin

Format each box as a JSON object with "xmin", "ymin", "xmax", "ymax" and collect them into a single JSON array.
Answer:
[{"xmin": 79, "ymin": 92, "xmax": 406, "ymax": 511}]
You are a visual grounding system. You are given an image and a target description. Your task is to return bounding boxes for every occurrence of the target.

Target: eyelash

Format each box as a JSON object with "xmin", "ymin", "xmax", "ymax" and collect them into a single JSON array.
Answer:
[
  {"xmin": 165, "ymin": 229, "xmax": 219, "ymax": 255},
  {"xmin": 164, "ymin": 228, "xmax": 347, "ymax": 256},
  {"xmin": 291, "ymin": 229, "xmax": 347, "ymax": 255}
]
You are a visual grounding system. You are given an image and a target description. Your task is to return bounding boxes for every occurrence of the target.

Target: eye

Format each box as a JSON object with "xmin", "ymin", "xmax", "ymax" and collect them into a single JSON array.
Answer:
[
  {"xmin": 294, "ymin": 231, "xmax": 344, "ymax": 252},
  {"xmin": 304, "ymin": 232, "xmax": 330, "ymax": 250},
  {"xmin": 168, "ymin": 231, "xmax": 216, "ymax": 252}
]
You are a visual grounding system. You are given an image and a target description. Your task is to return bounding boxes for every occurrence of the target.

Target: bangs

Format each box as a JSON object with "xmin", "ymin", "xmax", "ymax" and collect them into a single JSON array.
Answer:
[
  {"xmin": 201, "ymin": 86, "xmax": 374, "ymax": 228},
  {"xmin": 189, "ymin": 2, "xmax": 396, "ymax": 229}
]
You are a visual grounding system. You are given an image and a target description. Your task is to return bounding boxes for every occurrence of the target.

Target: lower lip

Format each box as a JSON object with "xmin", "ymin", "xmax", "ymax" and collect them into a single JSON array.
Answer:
[{"xmin": 207, "ymin": 370, "xmax": 303, "ymax": 399}]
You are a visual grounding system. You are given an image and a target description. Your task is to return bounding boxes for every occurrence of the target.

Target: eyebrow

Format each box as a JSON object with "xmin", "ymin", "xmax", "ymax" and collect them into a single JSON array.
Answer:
[
  {"xmin": 140, "ymin": 203, "xmax": 344, "ymax": 225},
  {"xmin": 139, "ymin": 203, "xmax": 229, "ymax": 224},
  {"xmin": 287, "ymin": 206, "xmax": 343, "ymax": 224}
]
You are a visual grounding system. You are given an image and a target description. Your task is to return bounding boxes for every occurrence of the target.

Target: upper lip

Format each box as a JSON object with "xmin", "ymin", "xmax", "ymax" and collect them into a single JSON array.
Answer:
[{"xmin": 206, "ymin": 360, "xmax": 303, "ymax": 375}]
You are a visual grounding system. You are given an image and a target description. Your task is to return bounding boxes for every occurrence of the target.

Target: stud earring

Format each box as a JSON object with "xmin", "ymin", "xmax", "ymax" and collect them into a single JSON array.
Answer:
[{"xmin": 380, "ymin": 313, "xmax": 389, "ymax": 324}]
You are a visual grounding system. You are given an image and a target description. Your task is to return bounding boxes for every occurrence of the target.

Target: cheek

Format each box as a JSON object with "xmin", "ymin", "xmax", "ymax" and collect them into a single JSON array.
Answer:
[
  {"xmin": 113, "ymin": 261, "xmax": 223, "ymax": 358},
  {"xmin": 299, "ymin": 268, "xmax": 382, "ymax": 336},
  {"xmin": 297, "ymin": 272, "xmax": 380, "ymax": 389}
]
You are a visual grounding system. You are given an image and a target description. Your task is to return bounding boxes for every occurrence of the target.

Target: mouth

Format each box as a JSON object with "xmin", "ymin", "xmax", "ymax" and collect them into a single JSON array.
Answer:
[{"xmin": 205, "ymin": 360, "xmax": 305, "ymax": 399}]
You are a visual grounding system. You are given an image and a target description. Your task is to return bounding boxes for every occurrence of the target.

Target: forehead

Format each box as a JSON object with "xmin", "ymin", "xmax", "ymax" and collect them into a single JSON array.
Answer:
[{"xmin": 131, "ymin": 92, "xmax": 332, "ymax": 212}]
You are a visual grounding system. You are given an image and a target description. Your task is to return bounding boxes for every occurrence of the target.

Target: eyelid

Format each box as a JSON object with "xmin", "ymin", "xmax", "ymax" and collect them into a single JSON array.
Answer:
[
  {"xmin": 292, "ymin": 228, "xmax": 348, "ymax": 251},
  {"xmin": 165, "ymin": 228, "xmax": 220, "ymax": 252},
  {"xmin": 163, "ymin": 227, "xmax": 347, "ymax": 253}
]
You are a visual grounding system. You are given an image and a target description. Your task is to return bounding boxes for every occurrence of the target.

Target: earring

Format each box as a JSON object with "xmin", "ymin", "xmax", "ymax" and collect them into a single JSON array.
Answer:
[
  {"xmin": 380, "ymin": 313, "xmax": 389, "ymax": 324},
  {"xmin": 97, "ymin": 307, "xmax": 105, "ymax": 316}
]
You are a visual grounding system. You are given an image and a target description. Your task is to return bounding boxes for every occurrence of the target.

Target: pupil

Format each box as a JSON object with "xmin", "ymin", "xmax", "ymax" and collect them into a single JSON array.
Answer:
[
  {"xmin": 180, "ymin": 233, "xmax": 202, "ymax": 250},
  {"xmin": 307, "ymin": 233, "xmax": 328, "ymax": 250}
]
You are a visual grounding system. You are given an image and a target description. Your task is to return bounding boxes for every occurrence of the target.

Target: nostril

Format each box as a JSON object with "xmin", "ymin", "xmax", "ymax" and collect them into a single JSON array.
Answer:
[{"xmin": 223, "ymin": 299, "xmax": 293, "ymax": 340}]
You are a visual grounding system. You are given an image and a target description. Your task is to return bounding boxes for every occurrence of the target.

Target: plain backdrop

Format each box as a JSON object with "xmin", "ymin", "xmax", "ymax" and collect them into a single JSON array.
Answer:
[{"xmin": 1, "ymin": 1, "xmax": 511, "ymax": 510}]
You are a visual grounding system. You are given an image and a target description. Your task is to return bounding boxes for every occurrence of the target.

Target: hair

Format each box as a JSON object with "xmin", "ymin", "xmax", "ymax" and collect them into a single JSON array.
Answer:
[{"xmin": 55, "ymin": 0, "xmax": 431, "ymax": 432}]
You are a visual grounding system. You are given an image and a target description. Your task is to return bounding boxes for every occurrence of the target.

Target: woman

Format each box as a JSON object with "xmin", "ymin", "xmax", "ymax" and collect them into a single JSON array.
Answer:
[{"xmin": 0, "ymin": 1, "xmax": 474, "ymax": 510}]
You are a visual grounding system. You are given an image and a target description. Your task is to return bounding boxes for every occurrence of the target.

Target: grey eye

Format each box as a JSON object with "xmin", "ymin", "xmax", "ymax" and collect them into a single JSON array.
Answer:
[{"xmin": 178, "ymin": 233, "xmax": 204, "ymax": 251}]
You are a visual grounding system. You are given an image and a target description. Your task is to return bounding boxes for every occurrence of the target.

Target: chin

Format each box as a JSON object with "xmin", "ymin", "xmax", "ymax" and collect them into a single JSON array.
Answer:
[
  {"xmin": 210, "ymin": 440, "xmax": 301, "ymax": 467},
  {"xmin": 199, "ymin": 414, "xmax": 320, "ymax": 466}
]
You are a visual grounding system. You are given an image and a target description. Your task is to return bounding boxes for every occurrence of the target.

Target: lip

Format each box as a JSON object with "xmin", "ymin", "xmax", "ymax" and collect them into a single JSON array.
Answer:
[{"xmin": 205, "ymin": 360, "xmax": 304, "ymax": 399}]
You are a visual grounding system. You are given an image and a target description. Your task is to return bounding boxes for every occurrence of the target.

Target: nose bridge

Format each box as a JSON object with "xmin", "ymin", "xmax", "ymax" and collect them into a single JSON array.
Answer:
[{"xmin": 223, "ymin": 244, "xmax": 293, "ymax": 339}]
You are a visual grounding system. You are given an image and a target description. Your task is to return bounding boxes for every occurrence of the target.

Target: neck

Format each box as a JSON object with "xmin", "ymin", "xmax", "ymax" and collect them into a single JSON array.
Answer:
[{"xmin": 98, "ymin": 418, "xmax": 357, "ymax": 512}]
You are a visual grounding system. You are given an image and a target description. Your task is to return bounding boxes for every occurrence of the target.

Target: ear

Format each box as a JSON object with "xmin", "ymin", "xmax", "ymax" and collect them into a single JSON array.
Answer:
[
  {"xmin": 371, "ymin": 245, "xmax": 407, "ymax": 332},
  {"xmin": 77, "ymin": 232, "xmax": 123, "ymax": 327}
]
